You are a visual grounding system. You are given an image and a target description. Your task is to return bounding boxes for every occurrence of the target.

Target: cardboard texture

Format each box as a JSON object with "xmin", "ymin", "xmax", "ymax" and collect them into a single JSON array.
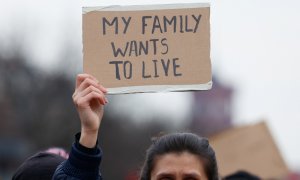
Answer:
[
  {"xmin": 209, "ymin": 122, "xmax": 289, "ymax": 179},
  {"xmin": 82, "ymin": 4, "xmax": 211, "ymax": 94}
]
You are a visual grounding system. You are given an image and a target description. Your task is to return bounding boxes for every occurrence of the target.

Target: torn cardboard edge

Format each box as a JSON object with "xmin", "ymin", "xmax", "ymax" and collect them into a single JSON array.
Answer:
[
  {"xmin": 82, "ymin": 3, "xmax": 210, "ymax": 14},
  {"xmin": 107, "ymin": 81, "xmax": 212, "ymax": 94}
]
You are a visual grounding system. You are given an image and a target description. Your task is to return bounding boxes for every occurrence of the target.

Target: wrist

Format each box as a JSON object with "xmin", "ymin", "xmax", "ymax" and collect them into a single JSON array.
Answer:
[{"xmin": 79, "ymin": 129, "xmax": 99, "ymax": 148}]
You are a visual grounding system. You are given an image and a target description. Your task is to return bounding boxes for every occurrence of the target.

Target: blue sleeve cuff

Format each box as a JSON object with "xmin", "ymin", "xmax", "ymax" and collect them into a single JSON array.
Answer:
[
  {"xmin": 69, "ymin": 132, "xmax": 102, "ymax": 171},
  {"xmin": 75, "ymin": 133, "xmax": 99, "ymax": 155},
  {"xmin": 55, "ymin": 132, "xmax": 102, "ymax": 179}
]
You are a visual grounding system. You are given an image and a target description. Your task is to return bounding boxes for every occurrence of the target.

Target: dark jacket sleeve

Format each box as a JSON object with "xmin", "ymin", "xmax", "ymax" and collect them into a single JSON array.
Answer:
[{"xmin": 52, "ymin": 133, "xmax": 102, "ymax": 180}]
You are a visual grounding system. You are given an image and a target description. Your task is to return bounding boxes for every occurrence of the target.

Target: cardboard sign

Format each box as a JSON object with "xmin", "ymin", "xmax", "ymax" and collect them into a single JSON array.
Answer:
[
  {"xmin": 209, "ymin": 122, "xmax": 289, "ymax": 179},
  {"xmin": 83, "ymin": 4, "xmax": 212, "ymax": 94}
]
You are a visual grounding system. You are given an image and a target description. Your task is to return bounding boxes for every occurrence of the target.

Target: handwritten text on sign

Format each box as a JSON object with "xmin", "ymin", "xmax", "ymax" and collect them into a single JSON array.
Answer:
[
  {"xmin": 104, "ymin": 15, "xmax": 201, "ymax": 80},
  {"xmin": 83, "ymin": 4, "xmax": 211, "ymax": 93}
]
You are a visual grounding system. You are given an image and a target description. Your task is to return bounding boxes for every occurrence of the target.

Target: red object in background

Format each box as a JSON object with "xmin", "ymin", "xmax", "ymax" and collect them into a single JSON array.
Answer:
[{"xmin": 125, "ymin": 171, "xmax": 139, "ymax": 180}]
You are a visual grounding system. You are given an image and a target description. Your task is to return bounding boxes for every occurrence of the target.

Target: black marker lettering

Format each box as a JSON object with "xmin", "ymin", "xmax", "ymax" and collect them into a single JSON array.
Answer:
[
  {"xmin": 161, "ymin": 38, "xmax": 168, "ymax": 55},
  {"xmin": 173, "ymin": 58, "xmax": 182, "ymax": 76},
  {"xmin": 109, "ymin": 61, "xmax": 123, "ymax": 80},
  {"xmin": 161, "ymin": 59, "xmax": 170, "ymax": 76},
  {"xmin": 192, "ymin": 14, "xmax": 201, "ymax": 33},
  {"xmin": 142, "ymin": 16, "xmax": 152, "ymax": 34},
  {"xmin": 139, "ymin": 40, "xmax": 149, "ymax": 55},
  {"xmin": 185, "ymin": 15, "xmax": 193, "ymax": 32},
  {"xmin": 163, "ymin": 16, "xmax": 176, "ymax": 33},
  {"xmin": 102, "ymin": 17, "xmax": 118, "ymax": 35},
  {"xmin": 149, "ymin": 39, "xmax": 159, "ymax": 55},
  {"xmin": 129, "ymin": 41, "xmax": 138, "ymax": 57},
  {"xmin": 152, "ymin": 16, "xmax": 163, "ymax": 34},
  {"xmin": 180, "ymin": 15, "xmax": 184, "ymax": 33},
  {"xmin": 152, "ymin": 60, "xmax": 159, "ymax": 78},
  {"xmin": 111, "ymin": 42, "xmax": 129, "ymax": 57},
  {"xmin": 142, "ymin": 61, "xmax": 151, "ymax": 78},
  {"xmin": 122, "ymin": 17, "xmax": 131, "ymax": 34},
  {"xmin": 123, "ymin": 61, "xmax": 132, "ymax": 79}
]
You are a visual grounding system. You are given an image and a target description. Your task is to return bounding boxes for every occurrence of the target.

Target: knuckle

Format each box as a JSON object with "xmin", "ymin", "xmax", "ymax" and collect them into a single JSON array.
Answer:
[
  {"xmin": 72, "ymin": 91, "xmax": 77, "ymax": 98},
  {"xmin": 76, "ymin": 99, "xmax": 83, "ymax": 107},
  {"xmin": 73, "ymin": 98, "xmax": 78, "ymax": 106},
  {"xmin": 93, "ymin": 86, "xmax": 100, "ymax": 92},
  {"xmin": 87, "ymin": 85, "xmax": 93, "ymax": 91},
  {"xmin": 77, "ymin": 74, "xmax": 83, "ymax": 80},
  {"xmin": 85, "ymin": 79, "xmax": 93, "ymax": 86}
]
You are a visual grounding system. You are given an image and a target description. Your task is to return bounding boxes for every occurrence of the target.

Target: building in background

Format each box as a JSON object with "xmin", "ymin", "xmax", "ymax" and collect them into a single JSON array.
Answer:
[{"xmin": 190, "ymin": 77, "xmax": 233, "ymax": 136}]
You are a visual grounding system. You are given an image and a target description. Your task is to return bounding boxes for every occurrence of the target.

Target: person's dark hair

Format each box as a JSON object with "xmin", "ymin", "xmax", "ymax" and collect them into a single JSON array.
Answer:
[
  {"xmin": 223, "ymin": 170, "xmax": 261, "ymax": 180},
  {"xmin": 140, "ymin": 132, "xmax": 218, "ymax": 180},
  {"xmin": 12, "ymin": 151, "xmax": 66, "ymax": 180}
]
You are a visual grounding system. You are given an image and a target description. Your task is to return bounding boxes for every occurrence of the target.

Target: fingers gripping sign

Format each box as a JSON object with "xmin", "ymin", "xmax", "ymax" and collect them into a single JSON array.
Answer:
[{"xmin": 73, "ymin": 74, "xmax": 108, "ymax": 148}]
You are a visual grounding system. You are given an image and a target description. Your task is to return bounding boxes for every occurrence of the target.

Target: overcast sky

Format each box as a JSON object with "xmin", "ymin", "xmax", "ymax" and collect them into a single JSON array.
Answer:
[{"xmin": 0, "ymin": 0, "xmax": 299, "ymax": 171}]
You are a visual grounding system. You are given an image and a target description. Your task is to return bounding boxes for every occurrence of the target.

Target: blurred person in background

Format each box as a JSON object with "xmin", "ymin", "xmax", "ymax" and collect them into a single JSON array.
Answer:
[
  {"xmin": 12, "ymin": 147, "xmax": 68, "ymax": 180},
  {"xmin": 223, "ymin": 171, "xmax": 261, "ymax": 180}
]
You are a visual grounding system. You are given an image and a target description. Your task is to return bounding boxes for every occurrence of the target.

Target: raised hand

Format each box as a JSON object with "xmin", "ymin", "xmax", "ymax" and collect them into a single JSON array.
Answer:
[{"xmin": 72, "ymin": 74, "xmax": 108, "ymax": 148}]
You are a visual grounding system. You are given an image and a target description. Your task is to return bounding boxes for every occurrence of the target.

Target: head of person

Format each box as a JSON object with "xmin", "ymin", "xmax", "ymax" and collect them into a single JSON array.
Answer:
[
  {"xmin": 12, "ymin": 147, "xmax": 68, "ymax": 180},
  {"xmin": 140, "ymin": 133, "xmax": 219, "ymax": 180},
  {"xmin": 223, "ymin": 170, "xmax": 261, "ymax": 180}
]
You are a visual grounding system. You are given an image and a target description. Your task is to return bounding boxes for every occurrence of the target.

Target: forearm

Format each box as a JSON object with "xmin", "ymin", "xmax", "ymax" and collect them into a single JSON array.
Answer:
[
  {"xmin": 54, "ymin": 74, "xmax": 106, "ymax": 179},
  {"xmin": 79, "ymin": 129, "xmax": 99, "ymax": 148}
]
